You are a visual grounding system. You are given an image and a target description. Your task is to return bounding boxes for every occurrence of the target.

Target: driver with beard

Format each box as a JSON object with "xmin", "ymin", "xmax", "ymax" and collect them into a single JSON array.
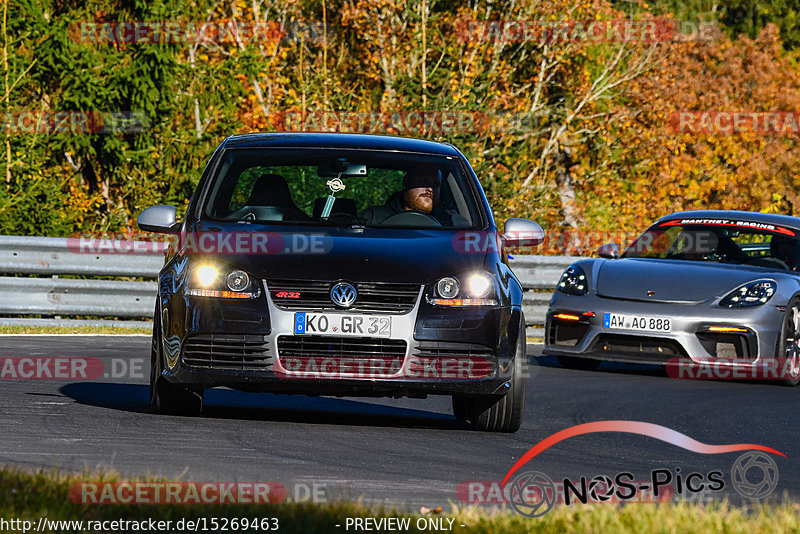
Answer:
[{"xmin": 359, "ymin": 168, "xmax": 469, "ymax": 227}]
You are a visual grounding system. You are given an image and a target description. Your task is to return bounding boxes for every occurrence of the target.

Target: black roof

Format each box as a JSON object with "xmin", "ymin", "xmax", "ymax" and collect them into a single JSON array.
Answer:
[
  {"xmin": 658, "ymin": 210, "xmax": 800, "ymax": 231},
  {"xmin": 223, "ymin": 132, "xmax": 460, "ymax": 156}
]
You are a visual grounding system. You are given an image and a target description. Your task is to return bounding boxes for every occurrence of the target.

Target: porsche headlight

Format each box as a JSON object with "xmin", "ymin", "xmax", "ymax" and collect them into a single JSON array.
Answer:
[
  {"xmin": 187, "ymin": 264, "xmax": 259, "ymax": 299},
  {"xmin": 719, "ymin": 279, "xmax": 776, "ymax": 308},
  {"xmin": 427, "ymin": 272, "xmax": 498, "ymax": 306},
  {"xmin": 557, "ymin": 265, "xmax": 588, "ymax": 296}
]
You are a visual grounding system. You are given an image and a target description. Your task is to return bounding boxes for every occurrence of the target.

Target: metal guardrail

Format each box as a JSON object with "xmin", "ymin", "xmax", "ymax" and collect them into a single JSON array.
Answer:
[
  {"xmin": 0, "ymin": 235, "xmax": 163, "ymax": 328},
  {"xmin": 0, "ymin": 235, "xmax": 163, "ymax": 277},
  {"xmin": 0, "ymin": 277, "xmax": 157, "ymax": 317},
  {"xmin": 0, "ymin": 235, "xmax": 579, "ymax": 334}
]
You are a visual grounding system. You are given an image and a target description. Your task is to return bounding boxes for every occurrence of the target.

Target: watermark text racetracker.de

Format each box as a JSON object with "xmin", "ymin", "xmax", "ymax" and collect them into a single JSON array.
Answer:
[
  {"xmin": 0, "ymin": 357, "xmax": 144, "ymax": 380},
  {"xmin": 69, "ymin": 229, "xmax": 639, "ymax": 257},
  {"xmin": 1, "ymin": 110, "xmax": 150, "ymax": 134},
  {"xmin": 71, "ymin": 482, "xmax": 285, "ymax": 505},
  {"xmin": 667, "ymin": 357, "xmax": 800, "ymax": 381},
  {"xmin": 71, "ymin": 20, "xmax": 327, "ymax": 44},
  {"xmin": 669, "ymin": 111, "xmax": 800, "ymax": 135},
  {"xmin": 455, "ymin": 19, "xmax": 719, "ymax": 44},
  {"xmin": 451, "ymin": 230, "xmax": 639, "ymax": 255},
  {"xmin": 267, "ymin": 110, "xmax": 539, "ymax": 135},
  {"xmin": 70, "ymin": 480, "xmax": 327, "ymax": 505},
  {"xmin": 276, "ymin": 354, "xmax": 492, "ymax": 380},
  {"xmin": 67, "ymin": 232, "xmax": 332, "ymax": 256},
  {"xmin": 457, "ymin": 476, "xmax": 671, "ymax": 507}
]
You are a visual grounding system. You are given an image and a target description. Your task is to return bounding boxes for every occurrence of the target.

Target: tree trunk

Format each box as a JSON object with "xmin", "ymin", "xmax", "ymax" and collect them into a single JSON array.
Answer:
[
  {"xmin": 554, "ymin": 143, "xmax": 584, "ymax": 254},
  {"xmin": 555, "ymin": 143, "xmax": 580, "ymax": 228}
]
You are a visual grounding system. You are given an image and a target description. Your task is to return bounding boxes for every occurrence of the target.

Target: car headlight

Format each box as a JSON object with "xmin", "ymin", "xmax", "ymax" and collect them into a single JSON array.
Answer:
[
  {"xmin": 187, "ymin": 264, "xmax": 259, "ymax": 299},
  {"xmin": 719, "ymin": 279, "xmax": 776, "ymax": 308},
  {"xmin": 466, "ymin": 272, "xmax": 493, "ymax": 298},
  {"xmin": 557, "ymin": 265, "xmax": 588, "ymax": 296},
  {"xmin": 427, "ymin": 272, "xmax": 498, "ymax": 306},
  {"xmin": 437, "ymin": 277, "xmax": 460, "ymax": 299},
  {"xmin": 225, "ymin": 270, "xmax": 251, "ymax": 292}
]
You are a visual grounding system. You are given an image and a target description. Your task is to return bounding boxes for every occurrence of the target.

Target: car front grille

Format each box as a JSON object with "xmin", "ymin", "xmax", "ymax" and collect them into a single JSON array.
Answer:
[
  {"xmin": 267, "ymin": 279, "xmax": 421, "ymax": 313},
  {"xmin": 276, "ymin": 335, "xmax": 407, "ymax": 377},
  {"xmin": 410, "ymin": 341, "xmax": 495, "ymax": 378},
  {"xmin": 547, "ymin": 320, "xmax": 590, "ymax": 347},
  {"xmin": 182, "ymin": 333, "xmax": 272, "ymax": 370},
  {"xmin": 697, "ymin": 332, "xmax": 754, "ymax": 360},
  {"xmin": 590, "ymin": 334, "xmax": 685, "ymax": 363}
]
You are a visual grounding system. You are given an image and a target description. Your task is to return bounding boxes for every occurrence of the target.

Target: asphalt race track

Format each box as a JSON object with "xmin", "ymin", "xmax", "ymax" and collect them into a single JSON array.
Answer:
[{"xmin": 0, "ymin": 335, "xmax": 797, "ymax": 510}]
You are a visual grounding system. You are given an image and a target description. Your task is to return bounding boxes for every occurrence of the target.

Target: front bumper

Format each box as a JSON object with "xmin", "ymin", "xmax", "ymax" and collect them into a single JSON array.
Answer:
[
  {"xmin": 160, "ymin": 282, "xmax": 519, "ymax": 397},
  {"xmin": 165, "ymin": 334, "xmax": 508, "ymax": 396},
  {"xmin": 543, "ymin": 292, "xmax": 784, "ymax": 366}
]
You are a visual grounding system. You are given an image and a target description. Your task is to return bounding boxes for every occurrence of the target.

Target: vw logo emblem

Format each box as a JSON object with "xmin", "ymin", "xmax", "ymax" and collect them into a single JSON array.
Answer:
[{"xmin": 330, "ymin": 282, "xmax": 357, "ymax": 308}]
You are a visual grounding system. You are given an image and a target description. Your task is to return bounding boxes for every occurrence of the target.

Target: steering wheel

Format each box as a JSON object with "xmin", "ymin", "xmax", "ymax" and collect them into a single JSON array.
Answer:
[
  {"xmin": 380, "ymin": 211, "xmax": 442, "ymax": 228},
  {"xmin": 229, "ymin": 206, "xmax": 257, "ymax": 221},
  {"xmin": 744, "ymin": 256, "xmax": 790, "ymax": 270},
  {"xmin": 228, "ymin": 206, "xmax": 288, "ymax": 222}
]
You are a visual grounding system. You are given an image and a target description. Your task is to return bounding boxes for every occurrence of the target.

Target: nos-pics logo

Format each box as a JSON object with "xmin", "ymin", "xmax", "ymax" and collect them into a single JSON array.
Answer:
[{"xmin": 501, "ymin": 421, "xmax": 784, "ymax": 518}]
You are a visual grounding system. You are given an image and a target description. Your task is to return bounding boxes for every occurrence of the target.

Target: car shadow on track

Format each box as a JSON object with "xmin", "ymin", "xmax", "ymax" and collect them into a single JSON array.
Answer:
[
  {"xmin": 531, "ymin": 355, "xmax": 787, "ymax": 388},
  {"xmin": 531, "ymin": 354, "xmax": 668, "ymax": 378},
  {"xmin": 58, "ymin": 383, "xmax": 150, "ymax": 413},
  {"xmin": 58, "ymin": 382, "xmax": 471, "ymax": 430}
]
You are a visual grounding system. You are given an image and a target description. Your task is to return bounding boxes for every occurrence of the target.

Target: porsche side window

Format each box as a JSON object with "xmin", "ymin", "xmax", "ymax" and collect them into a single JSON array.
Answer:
[{"xmin": 730, "ymin": 233, "xmax": 771, "ymax": 258}]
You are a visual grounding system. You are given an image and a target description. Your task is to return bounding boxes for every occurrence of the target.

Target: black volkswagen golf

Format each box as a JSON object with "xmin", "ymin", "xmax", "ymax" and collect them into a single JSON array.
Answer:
[{"xmin": 138, "ymin": 133, "xmax": 542, "ymax": 432}]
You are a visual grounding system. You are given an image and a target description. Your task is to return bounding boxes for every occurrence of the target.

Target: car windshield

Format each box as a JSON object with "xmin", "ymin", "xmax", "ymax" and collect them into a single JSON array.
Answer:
[
  {"xmin": 622, "ymin": 219, "xmax": 800, "ymax": 270},
  {"xmin": 202, "ymin": 148, "xmax": 482, "ymax": 229}
]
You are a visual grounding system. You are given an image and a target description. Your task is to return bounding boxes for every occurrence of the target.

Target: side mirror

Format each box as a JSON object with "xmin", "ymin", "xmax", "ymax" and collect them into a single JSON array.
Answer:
[
  {"xmin": 138, "ymin": 205, "xmax": 181, "ymax": 234},
  {"xmin": 503, "ymin": 218, "xmax": 544, "ymax": 248},
  {"xmin": 597, "ymin": 242, "xmax": 620, "ymax": 259}
]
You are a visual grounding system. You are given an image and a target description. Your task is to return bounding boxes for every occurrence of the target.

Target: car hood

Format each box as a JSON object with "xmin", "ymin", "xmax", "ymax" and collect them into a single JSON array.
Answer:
[
  {"xmin": 184, "ymin": 221, "xmax": 489, "ymax": 283},
  {"xmin": 594, "ymin": 258, "xmax": 780, "ymax": 303}
]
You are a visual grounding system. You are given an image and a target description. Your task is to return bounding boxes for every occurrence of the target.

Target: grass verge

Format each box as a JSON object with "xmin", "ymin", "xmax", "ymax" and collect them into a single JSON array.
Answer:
[
  {"xmin": 1, "ymin": 467, "xmax": 799, "ymax": 533},
  {"xmin": 0, "ymin": 326, "xmax": 151, "ymax": 335}
]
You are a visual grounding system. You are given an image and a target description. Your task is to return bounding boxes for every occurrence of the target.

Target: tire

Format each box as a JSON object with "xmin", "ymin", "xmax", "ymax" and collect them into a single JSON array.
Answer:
[
  {"xmin": 452, "ymin": 315, "xmax": 526, "ymax": 433},
  {"xmin": 150, "ymin": 303, "xmax": 204, "ymax": 415},
  {"xmin": 777, "ymin": 296, "xmax": 800, "ymax": 387},
  {"xmin": 556, "ymin": 355, "xmax": 601, "ymax": 371}
]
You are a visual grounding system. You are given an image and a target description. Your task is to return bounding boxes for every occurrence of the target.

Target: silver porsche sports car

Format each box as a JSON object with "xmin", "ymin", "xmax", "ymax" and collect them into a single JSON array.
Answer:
[{"xmin": 544, "ymin": 210, "xmax": 800, "ymax": 385}]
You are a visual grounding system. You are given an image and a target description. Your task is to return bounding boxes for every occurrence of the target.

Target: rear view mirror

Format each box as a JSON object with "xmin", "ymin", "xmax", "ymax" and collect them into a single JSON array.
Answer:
[
  {"xmin": 340, "ymin": 164, "xmax": 367, "ymax": 177},
  {"xmin": 597, "ymin": 242, "xmax": 620, "ymax": 259},
  {"xmin": 138, "ymin": 205, "xmax": 181, "ymax": 234},
  {"xmin": 503, "ymin": 218, "xmax": 544, "ymax": 248},
  {"xmin": 318, "ymin": 163, "xmax": 367, "ymax": 178}
]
